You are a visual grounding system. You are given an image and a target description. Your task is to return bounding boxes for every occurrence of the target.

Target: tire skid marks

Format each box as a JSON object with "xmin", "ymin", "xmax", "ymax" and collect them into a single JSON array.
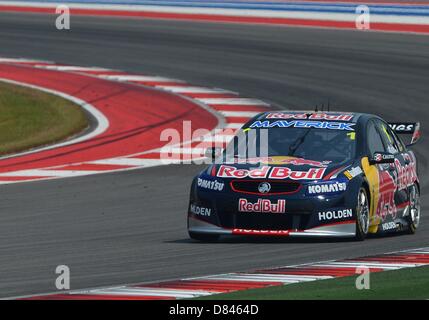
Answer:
[
  {"xmin": 0, "ymin": 58, "xmax": 266, "ymax": 184},
  {"xmin": 21, "ymin": 247, "xmax": 429, "ymax": 300}
]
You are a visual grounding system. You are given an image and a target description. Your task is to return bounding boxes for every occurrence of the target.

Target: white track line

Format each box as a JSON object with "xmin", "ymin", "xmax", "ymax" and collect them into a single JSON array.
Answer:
[
  {"xmin": 203, "ymin": 273, "xmax": 332, "ymax": 283},
  {"xmin": 34, "ymin": 65, "xmax": 113, "ymax": 72},
  {"xmin": 197, "ymin": 135, "xmax": 234, "ymax": 144},
  {"xmin": 312, "ymin": 262, "xmax": 418, "ymax": 269},
  {"xmin": 0, "ymin": 169, "xmax": 101, "ymax": 178},
  {"xmin": 2, "ymin": 2, "xmax": 429, "ymax": 25},
  {"xmin": 99, "ymin": 75, "xmax": 184, "ymax": 83},
  {"xmin": 160, "ymin": 147, "xmax": 206, "ymax": 155},
  {"xmin": 197, "ymin": 98, "xmax": 270, "ymax": 106},
  {"xmin": 81, "ymin": 287, "xmax": 214, "ymax": 298},
  {"xmin": 155, "ymin": 86, "xmax": 236, "ymax": 94},
  {"xmin": 220, "ymin": 110, "xmax": 260, "ymax": 118},
  {"xmin": 0, "ymin": 57, "xmax": 52, "ymax": 63},
  {"xmin": 407, "ymin": 250, "xmax": 429, "ymax": 254},
  {"xmin": 89, "ymin": 158, "xmax": 164, "ymax": 167}
]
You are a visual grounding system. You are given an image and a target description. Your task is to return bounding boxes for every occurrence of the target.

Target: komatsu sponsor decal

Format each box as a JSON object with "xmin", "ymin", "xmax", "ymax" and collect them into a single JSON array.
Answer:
[
  {"xmin": 217, "ymin": 165, "xmax": 325, "ymax": 180},
  {"xmin": 190, "ymin": 204, "xmax": 212, "ymax": 217},
  {"xmin": 249, "ymin": 120, "xmax": 355, "ymax": 131},
  {"xmin": 266, "ymin": 113, "xmax": 354, "ymax": 121},
  {"xmin": 308, "ymin": 181, "xmax": 347, "ymax": 195},
  {"xmin": 239, "ymin": 198, "xmax": 286, "ymax": 213},
  {"xmin": 197, "ymin": 178, "xmax": 224, "ymax": 191},
  {"xmin": 318, "ymin": 209, "xmax": 353, "ymax": 221}
]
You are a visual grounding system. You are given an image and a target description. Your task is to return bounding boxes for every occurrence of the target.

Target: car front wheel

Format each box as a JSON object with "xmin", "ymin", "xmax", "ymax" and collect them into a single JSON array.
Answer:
[
  {"xmin": 406, "ymin": 183, "xmax": 421, "ymax": 234},
  {"xmin": 355, "ymin": 187, "xmax": 370, "ymax": 241}
]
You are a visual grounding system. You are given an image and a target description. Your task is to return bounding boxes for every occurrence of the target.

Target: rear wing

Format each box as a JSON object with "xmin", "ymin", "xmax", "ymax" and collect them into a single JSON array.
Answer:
[{"xmin": 388, "ymin": 122, "xmax": 421, "ymax": 146}]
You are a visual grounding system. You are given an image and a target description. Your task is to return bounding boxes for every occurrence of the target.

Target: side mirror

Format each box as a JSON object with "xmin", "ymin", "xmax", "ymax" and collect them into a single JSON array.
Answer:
[
  {"xmin": 369, "ymin": 152, "xmax": 395, "ymax": 165},
  {"xmin": 205, "ymin": 147, "xmax": 223, "ymax": 160}
]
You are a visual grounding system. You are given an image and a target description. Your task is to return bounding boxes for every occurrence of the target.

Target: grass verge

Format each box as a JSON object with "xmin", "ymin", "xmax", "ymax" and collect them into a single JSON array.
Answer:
[
  {"xmin": 0, "ymin": 81, "xmax": 88, "ymax": 156},
  {"xmin": 196, "ymin": 265, "xmax": 429, "ymax": 300}
]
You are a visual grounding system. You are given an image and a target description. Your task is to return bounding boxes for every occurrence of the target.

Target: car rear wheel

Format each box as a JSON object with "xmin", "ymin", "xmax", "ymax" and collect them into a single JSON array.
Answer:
[
  {"xmin": 355, "ymin": 187, "xmax": 370, "ymax": 241},
  {"xmin": 406, "ymin": 184, "xmax": 421, "ymax": 234},
  {"xmin": 189, "ymin": 231, "xmax": 220, "ymax": 242}
]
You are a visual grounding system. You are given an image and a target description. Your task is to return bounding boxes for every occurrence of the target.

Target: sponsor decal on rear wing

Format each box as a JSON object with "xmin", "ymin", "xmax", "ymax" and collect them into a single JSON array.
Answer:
[{"xmin": 388, "ymin": 122, "xmax": 421, "ymax": 145}]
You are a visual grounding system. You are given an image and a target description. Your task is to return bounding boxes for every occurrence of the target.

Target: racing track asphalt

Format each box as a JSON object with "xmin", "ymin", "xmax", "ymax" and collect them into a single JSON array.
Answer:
[{"xmin": 0, "ymin": 12, "xmax": 428, "ymax": 298}]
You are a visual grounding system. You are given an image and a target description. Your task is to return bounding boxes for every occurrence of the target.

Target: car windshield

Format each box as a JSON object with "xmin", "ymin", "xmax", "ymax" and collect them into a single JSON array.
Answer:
[{"xmin": 225, "ymin": 127, "xmax": 356, "ymax": 164}]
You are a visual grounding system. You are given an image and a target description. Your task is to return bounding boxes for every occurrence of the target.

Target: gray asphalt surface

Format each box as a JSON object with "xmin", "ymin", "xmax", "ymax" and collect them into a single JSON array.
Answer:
[{"xmin": 0, "ymin": 12, "xmax": 428, "ymax": 298}]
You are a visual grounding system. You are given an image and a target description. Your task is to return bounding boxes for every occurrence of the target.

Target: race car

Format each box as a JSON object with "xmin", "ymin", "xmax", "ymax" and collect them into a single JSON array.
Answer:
[{"xmin": 187, "ymin": 111, "xmax": 421, "ymax": 241}]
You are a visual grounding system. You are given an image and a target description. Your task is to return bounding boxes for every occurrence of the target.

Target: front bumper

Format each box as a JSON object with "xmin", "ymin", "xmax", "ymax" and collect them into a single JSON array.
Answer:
[
  {"xmin": 188, "ymin": 172, "xmax": 361, "ymax": 238},
  {"xmin": 188, "ymin": 216, "xmax": 356, "ymax": 238}
]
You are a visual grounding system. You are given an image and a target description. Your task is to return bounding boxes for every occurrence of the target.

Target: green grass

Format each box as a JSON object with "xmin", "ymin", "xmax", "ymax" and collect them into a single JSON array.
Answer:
[
  {"xmin": 0, "ymin": 81, "xmax": 88, "ymax": 155},
  {"xmin": 196, "ymin": 266, "xmax": 429, "ymax": 300}
]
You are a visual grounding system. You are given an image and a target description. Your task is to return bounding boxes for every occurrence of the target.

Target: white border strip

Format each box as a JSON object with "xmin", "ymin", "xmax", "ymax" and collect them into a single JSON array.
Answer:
[{"xmin": 1, "ymin": 1, "xmax": 429, "ymax": 25}]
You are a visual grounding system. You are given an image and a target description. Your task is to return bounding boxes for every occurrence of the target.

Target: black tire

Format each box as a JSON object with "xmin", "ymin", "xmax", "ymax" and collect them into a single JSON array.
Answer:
[
  {"xmin": 406, "ymin": 183, "xmax": 421, "ymax": 234},
  {"xmin": 189, "ymin": 231, "xmax": 220, "ymax": 242},
  {"xmin": 355, "ymin": 187, "xmax": 370, "ymax": 241}
]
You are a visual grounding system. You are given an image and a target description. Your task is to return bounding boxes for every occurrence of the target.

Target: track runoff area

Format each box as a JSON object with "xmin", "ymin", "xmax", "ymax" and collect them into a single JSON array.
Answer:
[{"xmin": 0, "ymin": 0, "xmax": 428, "ymax": 308}]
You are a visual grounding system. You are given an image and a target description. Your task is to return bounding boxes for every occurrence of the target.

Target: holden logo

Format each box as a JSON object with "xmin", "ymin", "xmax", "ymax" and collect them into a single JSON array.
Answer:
[{"xmin": 258, "ymin": 182, "xmax": 271, "ymax": 194}]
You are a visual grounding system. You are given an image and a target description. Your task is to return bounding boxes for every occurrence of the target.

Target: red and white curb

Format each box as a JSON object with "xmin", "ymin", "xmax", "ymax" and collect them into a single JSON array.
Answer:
[
  {"xmin": 17, "ymin": 247, "xmax": 429, "ymax": 300},
  {"xmin": 0, "ymin": 57, "xmax": 271, "ymax": 184}
]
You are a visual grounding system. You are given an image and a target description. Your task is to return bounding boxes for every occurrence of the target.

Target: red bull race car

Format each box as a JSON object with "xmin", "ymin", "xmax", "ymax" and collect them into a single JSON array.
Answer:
[{"xmin": 187, "ymin": 111, "xmax": 421, "ymax": 241}]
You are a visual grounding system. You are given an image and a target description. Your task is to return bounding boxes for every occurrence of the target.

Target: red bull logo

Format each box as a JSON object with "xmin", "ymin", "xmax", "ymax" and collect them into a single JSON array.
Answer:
[
  {"xmin": 217, "ymin": 165, "xmax": 325, "ymax": 180},
  {"xmin": 266, "ymin": 112, "xmax": 353, "ymax": 121},
  {"xmin": 238, "ymin": 198, "xmax": 286, "ymax": 213},
  {"xmin": 394, "ymin": 155, "xmax": 417, "ymax": 191},
  {"xmin": 377, "ymin": 169, "xmax": 397, "ymax": 220},
  {"xmin": 375, "ymin": 154, "xmax": 417, "ymax": 221}
]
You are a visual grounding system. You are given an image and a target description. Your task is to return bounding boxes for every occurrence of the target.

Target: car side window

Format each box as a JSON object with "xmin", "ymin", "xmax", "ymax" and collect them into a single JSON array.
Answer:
[
  {"xmin": 387, "ymin": 125, "xmax": 405, "ymax": 152},
  {"xmin": 367, "ymin": 120, "xmax": 386, "ymax": 155},
  {"xmin": 377, "ymin": 120, "xmax": 400, "ymax": 154}
]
